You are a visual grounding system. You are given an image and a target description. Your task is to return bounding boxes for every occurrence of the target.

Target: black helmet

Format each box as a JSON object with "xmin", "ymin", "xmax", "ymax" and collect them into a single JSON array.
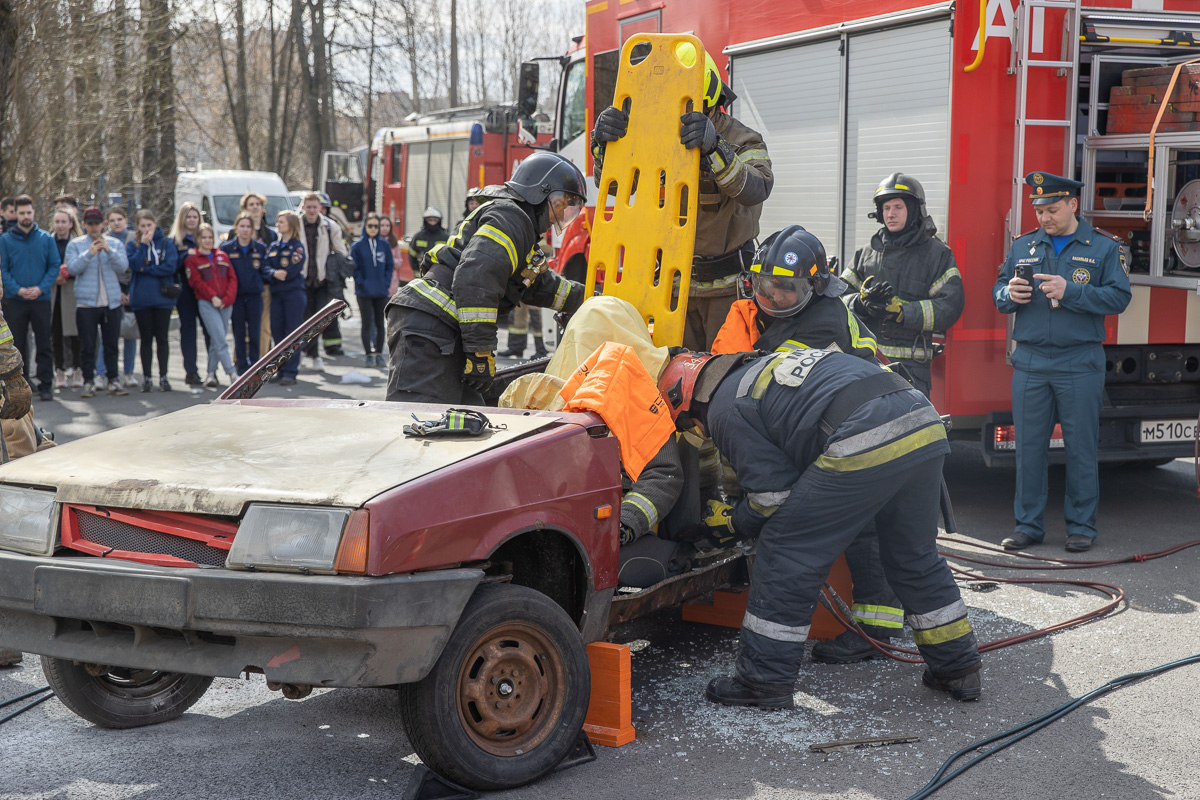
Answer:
[
  {"xmin": 870, "ymin": 172, "xmax": 928, "ymax": 224},
  {"xmin": 505, "ymin": 152, "xmax": 587, "ymax": 205},
  {"xmin": 745, "ymin": 226, "xmax": 833, "ymax": 318}
]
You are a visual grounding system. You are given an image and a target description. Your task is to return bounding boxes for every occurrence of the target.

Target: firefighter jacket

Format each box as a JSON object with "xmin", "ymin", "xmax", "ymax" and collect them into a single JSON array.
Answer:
[
  {"xmin": 407, "ymin": 222, "xmax": 450, "ymax": 275},
  {"xmin": 841, "ymin": 225, "xmax": 963, "ymax": 363},
  {"xmin": 620, "ymin": 438, "xmax": 684, "ymax": 542},
  {"xmin": 712, "ymin": 295, "xmax": 878, "ymax": 360},
  {"xmin": 1, "ymin": 302, "xmax": 32, "ymax": 422},
  {"xmin": 993, "ymin": 217, "xmax": 1131, "ymax": 352},
  {"xmin": 392, "ymin": 193, "xmax": 585, "ymax": 354},
  {"xmin": 593, "ymin": 110, "xmax": 772, "ymax": 289},
  {"xmin": 700, "ymin": 349, "xmax": 948, "ymax": 540}
]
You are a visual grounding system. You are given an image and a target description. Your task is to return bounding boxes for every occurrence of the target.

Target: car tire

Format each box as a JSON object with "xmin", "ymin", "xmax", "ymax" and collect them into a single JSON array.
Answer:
[
  {"xmin": 397, "ymin": 583, "xmax": 590, "ymax": 791},
  {"xmin": 41, "ymin": 656, "xmax": 213, "ymax": 729}
]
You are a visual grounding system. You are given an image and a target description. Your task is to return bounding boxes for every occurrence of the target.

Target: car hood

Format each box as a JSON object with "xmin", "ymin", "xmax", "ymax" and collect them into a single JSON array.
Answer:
[{"xmin": 0, "ymin": 401, "xmax": 560, "ymax": 516}]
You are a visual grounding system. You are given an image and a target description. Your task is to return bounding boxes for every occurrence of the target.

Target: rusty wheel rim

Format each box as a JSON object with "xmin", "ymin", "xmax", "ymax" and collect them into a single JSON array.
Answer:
[{"xmin": 456, "ymin": 621, "xmax": 567, "ymax": 757}]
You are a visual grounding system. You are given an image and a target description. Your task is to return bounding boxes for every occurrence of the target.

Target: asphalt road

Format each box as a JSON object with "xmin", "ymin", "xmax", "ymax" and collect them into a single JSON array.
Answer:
[{"xmin": 2, "ymin": 317, "xmax": 1199, "ymax": 799}]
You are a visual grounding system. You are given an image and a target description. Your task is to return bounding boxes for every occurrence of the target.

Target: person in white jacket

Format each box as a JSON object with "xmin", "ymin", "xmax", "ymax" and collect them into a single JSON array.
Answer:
[{"xmin": 66, "ymin": 206, "xmax": 129, "ymax": 397}]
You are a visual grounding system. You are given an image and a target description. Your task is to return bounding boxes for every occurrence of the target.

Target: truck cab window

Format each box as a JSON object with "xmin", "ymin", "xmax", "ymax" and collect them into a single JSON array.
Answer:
[{"xmin": 561, "ymin": 59, "xmax": 588, "ymax": 145}]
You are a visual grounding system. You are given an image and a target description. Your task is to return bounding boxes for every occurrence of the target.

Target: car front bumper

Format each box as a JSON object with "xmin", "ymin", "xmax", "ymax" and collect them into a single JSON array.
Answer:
[{"xmin": 0, "ymin": 552, "xmax": 483, "ymax": 687}]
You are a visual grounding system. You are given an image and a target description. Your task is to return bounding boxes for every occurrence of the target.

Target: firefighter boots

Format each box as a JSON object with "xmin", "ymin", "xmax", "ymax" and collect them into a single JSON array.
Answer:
[
  {"xmin": 810, "ymin": 630, "xmax": 893, "ymax": 664},
  {"xmin": 921, "ymin": 668, "xmax": 982, "ymax": 701},
  {"xmin": 705, "ymin": 676, "xmax": 794, "ymax": 709}
]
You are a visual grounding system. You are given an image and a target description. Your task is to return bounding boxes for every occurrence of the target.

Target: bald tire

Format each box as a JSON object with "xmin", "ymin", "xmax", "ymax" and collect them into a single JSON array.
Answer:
[
  {"xmin": 41, "ymin": 656, "xmax": 213, "ymax": 729},
  {"xmin": 397, "ymin": 583, "xmax": 590, "ymax": 791}
]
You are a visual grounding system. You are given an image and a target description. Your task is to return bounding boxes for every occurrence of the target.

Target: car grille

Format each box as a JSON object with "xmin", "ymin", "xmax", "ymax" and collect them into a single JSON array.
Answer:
[{"xmin": 75, "ymin": 510, "xmax": 229, "ymax": 567}]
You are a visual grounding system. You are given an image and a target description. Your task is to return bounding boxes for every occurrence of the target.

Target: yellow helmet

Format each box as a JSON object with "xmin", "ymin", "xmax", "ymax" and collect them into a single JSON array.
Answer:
[{"xmin": 675, "ymin": 41, "xmax": 722, "ymax": 110}]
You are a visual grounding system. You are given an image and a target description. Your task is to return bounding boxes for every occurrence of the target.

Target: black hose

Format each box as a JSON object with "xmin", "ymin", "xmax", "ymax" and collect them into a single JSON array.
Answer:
[
  {"xmin": 903, "ymin": 653, "xmax": 1200, "ymax": 800},
  {"xmin": 0, "ymin": 686, "xmax": 54, "ymax": 725}
]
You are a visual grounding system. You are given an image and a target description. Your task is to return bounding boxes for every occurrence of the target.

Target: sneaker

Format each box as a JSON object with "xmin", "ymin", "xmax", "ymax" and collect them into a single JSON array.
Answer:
[
  {"xmin": 159, "ymin": 377, "xmax": 172, "ymax": 392},
  {"xmin": 280, "ymin": 376, "xmax": 297, "ymax": 386},
  {"xmin": 39, "ymin": 387, "xmax": 54, "ymax": 402},
  {"xmin": 123, "ymin": 374, "xmax": 139, "ymax": 387},
  {"xmin": 922, "ymin": 668, "xmax": 982, "ymax": 701},
  {"xmin": 205, "ymin": 374, "xmax": 219, "ymax": 388},
  {"xmin": 705, "ymin": 676, "xmax": 794, "ymax": 709},
  {"xmin": 80, "ymin": 381, "xmax": 96, "ymax": 398},
  {"xmin": 107, "ymin": 382, "xmax": 128, "ymax": 396},
  {"xmin": 366, "ymin": 354, "xmax": 376, "ymax": 366},
  {"xmin": 312, "ymin": 356, "xmax": 325, "ymax": 371},
  {"xmin": 142, "ymin": 377, "xmax": 153, "ymax": 393},
  {"xmin": 95, "ymin": 375, "xmax": 108, "ymax": 390},
  {"xmin": 810, "ymin": 630, "xmax": 893, "ymax": 664},
  {"xmin": 184, "ymin": 372, "xmax": 203, "ymax": 386},
  {"xmin": 71, "ymin": 368, "xmax": 84, "ymax": 388},
  {"xmin": 54, "ymin": 369, "xmax": 67, "ymax": 389}
]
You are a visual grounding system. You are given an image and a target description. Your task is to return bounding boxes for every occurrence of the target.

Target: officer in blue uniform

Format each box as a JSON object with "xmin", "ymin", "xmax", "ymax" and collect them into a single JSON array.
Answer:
[
  {"xmin": 219, "ymin": 222, "xmax": 271, "ymax": 373},
  {"xmin": 265, "ymin": 226, "xmax": 307, "ymax": 385},
  {"xmin": 993, "ymin": 172, "xmax": 1131, "ymax": 552}
]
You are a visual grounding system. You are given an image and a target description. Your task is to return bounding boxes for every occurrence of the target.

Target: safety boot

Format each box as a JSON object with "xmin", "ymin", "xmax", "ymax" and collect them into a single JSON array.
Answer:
[
  {"xmin": 532, "ymin": 334, "xmax": 548, "ymax": 358},
  {"xmin": 0, "ymin": 648, "xmax": 22, "ymax": 667},
  {"xmin": 922, "ymin": 668, "xmax": 982, "ymax": 701},
  {"xmin": 705, "ymin": 676, "xmax": 794, "ymax": 709},
  {"xmin": 811, "ymin": 630, "xmax": 893, "ymax": 664}
]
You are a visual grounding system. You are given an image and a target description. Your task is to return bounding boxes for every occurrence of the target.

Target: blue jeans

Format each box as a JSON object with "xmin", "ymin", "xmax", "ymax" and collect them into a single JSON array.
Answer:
[
  {"xmin": 196, "ymin": 300, "xmax": 235, "ymax": 377},
  {"xmin": 95, "ymin": 338, "xmax": 137, "ymax": 375}
]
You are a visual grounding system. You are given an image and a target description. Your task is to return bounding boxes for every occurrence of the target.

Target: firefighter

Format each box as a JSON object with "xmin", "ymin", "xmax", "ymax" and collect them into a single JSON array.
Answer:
[
  {"xmin": 591, "ymin": 41, "xmax": 772, "ymax": 351},
  {"xmin": 813, "ymin": 177, "xmax": 964, "ymax": 665},
  {"xmin": 1, "ymin": 296, "xmax": 35, "ymax": 667},
  {"xmin": 406, "ymin": 207, "xmax": 450, "ymax": 277},
  {"xmin": 657, "ymin": 347, "xmax": 982, "ymax": 708},
  {"xmin": 840, "ymin": 174, "xmax": 963, "ymax": 397},
  {"xmin": 712, "ymin": 225, "xmax": 877, "ymax": 359},
  {"xmin": 458, "ymin": 188, "xmax": 484, "ymax": 230},
  {"xmin": 993, "ymin": 172, "xmax": 1131, "ymax": 553},
  {"xmin": 385, "ymin": 152, "xmax": 587, "ymax": 404}
]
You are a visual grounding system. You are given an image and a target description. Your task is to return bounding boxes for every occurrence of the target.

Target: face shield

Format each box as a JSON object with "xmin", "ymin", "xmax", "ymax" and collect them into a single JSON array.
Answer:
[
  {"xmin": 547, "ymin": 191, "xmax": 584, "ymax": 234},
  {"xmin": 751, "ymin": 272, "xmax": 813, "ymax": 318}
]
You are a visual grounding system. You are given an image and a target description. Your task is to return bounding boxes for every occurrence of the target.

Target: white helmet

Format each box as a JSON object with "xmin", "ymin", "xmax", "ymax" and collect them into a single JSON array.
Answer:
[{"xmin": 422, "ymin": 206, "xmax": 442, "ymax": 221}]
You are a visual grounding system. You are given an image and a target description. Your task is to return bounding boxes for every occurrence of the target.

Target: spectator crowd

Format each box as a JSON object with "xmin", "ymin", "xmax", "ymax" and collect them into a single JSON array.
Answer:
[{"xmin": 0, "ymin": 191, "xmax": 404, "ymax": 399}]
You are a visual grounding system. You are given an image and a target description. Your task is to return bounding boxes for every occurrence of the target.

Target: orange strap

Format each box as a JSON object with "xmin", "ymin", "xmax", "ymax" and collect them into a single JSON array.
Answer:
[
  {"xmin": 711, "ymin": 298, "xmax": 758, "ymax": 355},
  {"xmin": 1144, "ymin": 58, "xmax": 1200, "ymax": 222},
  {"xmin": 559, "ymin": 342, "xmax": 675, "ymax": 481}
]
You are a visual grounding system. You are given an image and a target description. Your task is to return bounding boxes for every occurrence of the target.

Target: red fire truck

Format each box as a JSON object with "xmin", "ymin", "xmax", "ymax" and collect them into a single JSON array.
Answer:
[
  {"xmin": 363, "ymin": 105, "xmax": 550, "ymax": 238},
  {"xmin": 538, "ymin": 0, "xmax": 1200, "ymax": 465}
]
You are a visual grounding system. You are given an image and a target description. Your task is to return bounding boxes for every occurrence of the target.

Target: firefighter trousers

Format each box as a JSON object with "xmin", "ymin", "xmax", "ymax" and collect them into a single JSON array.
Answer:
[
  {"xmin": 385, "ymin": 305, "xmax": 484, "ymax": 406},
  {"xmin": 843, "ymin": 526, "xmax": 904, "ymax": 639},
  {"xmin": 737, "ymin": 453, "xmax": 979, "ymax": 689}
]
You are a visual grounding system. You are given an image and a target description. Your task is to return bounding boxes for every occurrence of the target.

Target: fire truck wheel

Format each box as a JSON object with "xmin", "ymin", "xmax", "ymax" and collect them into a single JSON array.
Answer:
[
  {"xmin": 41, "ymin": 656, "xmax": 213, "ymax": 729},
  {"xmin": 397, "ymin": 583, "xmax": 590, "ymax": 791}
]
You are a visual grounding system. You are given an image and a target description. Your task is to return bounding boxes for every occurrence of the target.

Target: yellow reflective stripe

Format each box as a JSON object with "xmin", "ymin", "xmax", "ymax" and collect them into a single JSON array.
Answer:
[
  {"xmin": 928, "ymin": 266, "xmax": 961, "ymax": 297},
  {"xmin": 920, "ymin": 299, "xmax": 934, "ymax": 332},
  {"xmin": 475, "ymin": 224, "xmax": 518, "ymax": 273},
  {"xmin": 426, "ymin": 242, "xmax": 445, "ymax": 263},
  {"xmin": 0, "ymin": 324, "xmax": 12, "ymax": 346},
  {"xmin": 846, "ymin": 310, "xmax": 877, "ymax": 353},
  {"xmin": 840, "ymin": 269, "xmax": 862, "ymax": 290},
  {"xmin": 879, "ymin": 343, "xmax": 938, "ymax": 360},
  {"xmin": 748, "ymin": 499, "xmax": 781, "ymax": 518},
  {"xmin": 550, "ymin": 278, "xmax": 572, "ymax": 311},
  {"xmin": 713, "ymin": 152, "xmax": 745, "ymax": 188},
  {"xmin": 458, "ymin": 307, "xmax": 497, "ymax": 323},
  {"xmin": 814, "ymin": 423, "xmax": 946, "ymax": 473},
  {"xmin": 739, "ymin": 148, "xmax": 770, "ymax": 162},
  {"xmin": 691, "ymin": 273, "xmax": 740, "ymax": 289},
  {"xmin": 775, "ymin": 339, "xmax": 813, "ymax": 352},
  {"xmin": 410, "ymin": 279, "xmax": 458, "ymax": 318},
  {"xmin": 912, "ymin": 617, "xmax": 973, "ymax": 646},
  {"xmin": 750, "ymin": 353, "xmax": 788, "ymax": 399},
  {"xmin": 624, "ymin": 492, "xmax": 658, "ymax": 528},
  {"xmin": 852, "ymin": 604, "xmax": 905, "ymax": 629}
]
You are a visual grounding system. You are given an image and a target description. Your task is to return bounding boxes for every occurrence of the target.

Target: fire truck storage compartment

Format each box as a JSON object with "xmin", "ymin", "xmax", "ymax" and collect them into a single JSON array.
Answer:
[
  {"xmin": 403, "ymin": 140, "xmax": 470, "ymax": 235},
  {"xmin": 728, "ymin": 17, "xmax": 951, "ymax": 267}
]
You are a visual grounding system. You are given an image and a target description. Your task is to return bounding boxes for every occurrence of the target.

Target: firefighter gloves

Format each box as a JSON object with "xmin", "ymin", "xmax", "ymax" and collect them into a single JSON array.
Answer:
[
  {"xmin": 0, "ymin": 375, "xmax": 32, "ymax": 420},
  {"xmin": 853, "ymin": 276, "xmax": 903, "ymax": 321},
  {"xmin": 462, "ymin": 351, "xmax": 496, "ymax": 392},
  {"xmin": 680, "ymin": 111, "xmax": 718, "ymax": 156},
  {"xmin": 592, "ymin": 106, "xmax": 629, "ymax": 157},
  {"xmin": 403, "ymin": 408, "xmax": 505, "ymax": 437}
]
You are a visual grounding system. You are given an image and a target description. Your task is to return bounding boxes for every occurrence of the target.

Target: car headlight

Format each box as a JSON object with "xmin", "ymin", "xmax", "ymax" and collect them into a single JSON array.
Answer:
[
  {"xmin": 227, "ymin": 505, "xmax": 352, "ymax": 574},
  {"xmin": 0, "ymin": 485, "xmax": 58, "ymax": 556}
]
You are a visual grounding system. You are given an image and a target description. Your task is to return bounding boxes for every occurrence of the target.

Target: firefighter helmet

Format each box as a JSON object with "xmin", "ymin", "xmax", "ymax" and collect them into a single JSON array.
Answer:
[
  {"xmin": 505, "ymin": 152, "xmax": 587, "ymax": 206},
  {"xmin": 674, "ymin": 41, "xmax": 736, "ymax": 111},
  {"xmin": 658, "ymin": 351, "xmax": 715, "ymax": 427},
  {"xmin": 746, "ymin": 226, "xmax": 830, "ymax": 318},
  {"xmin": 422, "ymin": 206, "xmax": 442, "ymax": 221},
  {"xmin": 871, "ymin": 173, "xmax": 928, "ymax": 222}
]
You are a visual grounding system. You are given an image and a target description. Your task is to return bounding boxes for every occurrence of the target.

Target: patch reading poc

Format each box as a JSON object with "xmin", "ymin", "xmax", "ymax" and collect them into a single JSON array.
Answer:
[
  {"xmin": 773, "ymin": 349, "xmax": 834, "ymax": 388},
  {"xmin": 1071, "ymin": 268, "xmax": 1091, "ymax": 285}
]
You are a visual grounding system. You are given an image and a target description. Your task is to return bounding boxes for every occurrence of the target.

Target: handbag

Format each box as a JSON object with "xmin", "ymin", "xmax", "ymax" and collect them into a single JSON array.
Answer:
[
  {"xmin": 160, "ymin": 279, "xmax": 182, "ymax": 299},
  {"xmin": 120, "ymin": 309, "xmax": 139, "ymax": 340}
]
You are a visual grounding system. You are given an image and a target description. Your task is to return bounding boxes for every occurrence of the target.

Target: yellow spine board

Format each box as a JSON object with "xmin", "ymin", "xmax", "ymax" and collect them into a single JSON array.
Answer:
[{"xmin": 586, "ymin": 33, "xmax": 704, "ymax": 348}]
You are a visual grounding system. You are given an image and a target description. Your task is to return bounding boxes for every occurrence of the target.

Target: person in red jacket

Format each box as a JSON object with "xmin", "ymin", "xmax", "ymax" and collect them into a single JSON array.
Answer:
[{"xmin": 185, "ymin": 224, "xmax": 238, "ymax": 388}]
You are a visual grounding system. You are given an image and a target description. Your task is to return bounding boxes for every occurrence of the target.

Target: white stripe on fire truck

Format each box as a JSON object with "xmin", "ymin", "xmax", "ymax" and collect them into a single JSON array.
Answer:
[
  {"xmin": 1115, "ymin": 285, "xmax": 1150, "ymax": 346},
  {"xmin": 1185, "ymin": 291, "xmax": 1200, "ymax": 344}
]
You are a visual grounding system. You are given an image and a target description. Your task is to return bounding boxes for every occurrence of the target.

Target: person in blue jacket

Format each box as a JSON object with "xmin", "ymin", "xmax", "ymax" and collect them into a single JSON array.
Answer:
[
  {"xmin": 993, "ymin": 172, "xmax": 1132, "ymax": 553},
  {"xmin": 351, "ymin": 212, "xmax": 394, "ymax": 366},
  {"xmin": 266, "ymin": 210, "xmax": 307, "ymax": 386},
  {"xmin": 126, "ymin": 210, "xmax": 179, "ymax": 393},
  {"xmin": 0, "ymin": 196, "xmax": 59, "ymax": 401},
  {"xmin": 220, "ymin": 212, "xmax": 271, "ymax": 373}
]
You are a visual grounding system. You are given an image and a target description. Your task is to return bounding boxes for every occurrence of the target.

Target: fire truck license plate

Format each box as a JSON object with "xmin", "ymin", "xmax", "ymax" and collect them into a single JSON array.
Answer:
[{"xmin": 1138, "ymin": 418, "xmax": 1198, "ymax": 444}]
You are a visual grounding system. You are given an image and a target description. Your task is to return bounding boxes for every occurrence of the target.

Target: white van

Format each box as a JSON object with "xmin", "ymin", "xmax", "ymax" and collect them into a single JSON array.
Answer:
[{"xmin": 174, "ymin": 170, "xmax": 292, "ymax": 239}]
